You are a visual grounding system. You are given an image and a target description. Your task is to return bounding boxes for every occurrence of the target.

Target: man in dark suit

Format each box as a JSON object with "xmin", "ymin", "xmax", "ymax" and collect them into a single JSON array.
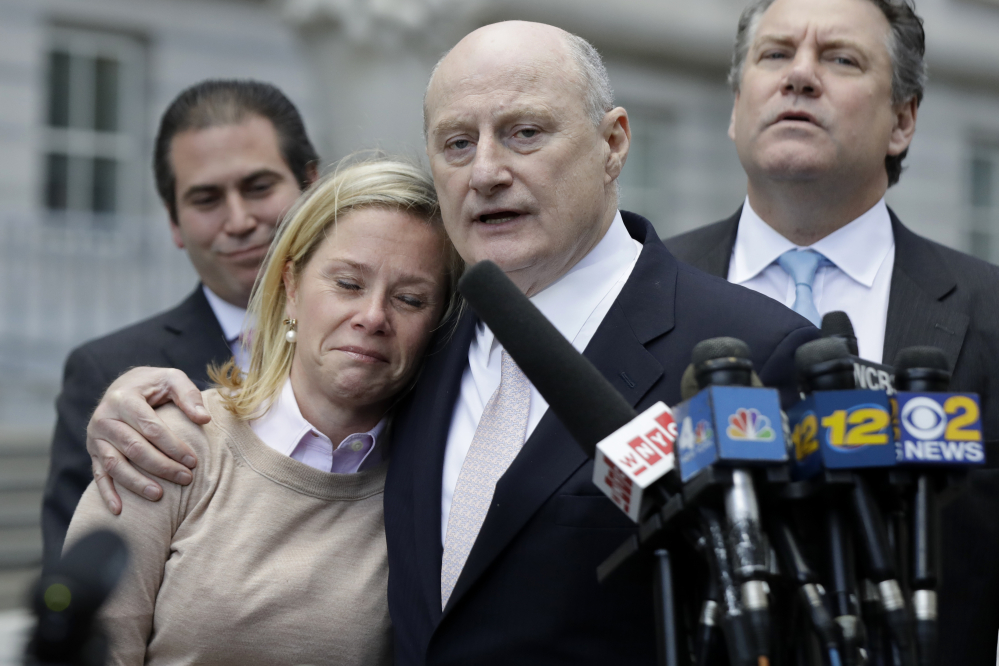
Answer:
[
  {"xmin": 664, "ymin": 1, "xmax": 999, "ymax": 663},
  {"xmin": 41, "ymin": 80, "xmax": 318, "ymax": 565},
  {"xmin": 74, "ymin": 22, "xmax": 816, "ymax": 664},
  {"xmin": 381, "ymin": 21, "xmax": 820, "ymax": 664}
]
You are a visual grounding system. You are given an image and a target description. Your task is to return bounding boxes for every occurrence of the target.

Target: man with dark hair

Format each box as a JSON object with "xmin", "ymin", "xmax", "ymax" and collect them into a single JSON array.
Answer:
[
  {"xmin": 41, "ymin": 79, "xmax": 319, "ymax": 565},
  {"xmin": 665, "ymin": 0, "xmax": 999, "ymax": 662}
]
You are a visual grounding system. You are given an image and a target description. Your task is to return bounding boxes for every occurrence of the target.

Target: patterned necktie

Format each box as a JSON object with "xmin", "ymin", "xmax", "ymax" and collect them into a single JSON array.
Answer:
[
  {"xmin": 777, "ymin": 249, "xmax": 831, "ymax": 327},
  {"xmin": 441, "ymin": 350, "xmax": 530, "ymax": 609}
]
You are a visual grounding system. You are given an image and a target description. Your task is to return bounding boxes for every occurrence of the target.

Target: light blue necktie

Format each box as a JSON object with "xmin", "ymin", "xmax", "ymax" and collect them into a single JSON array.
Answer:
[{"xmin": 777, "ymin": 249, "xmax": 830, "ymax": 327}]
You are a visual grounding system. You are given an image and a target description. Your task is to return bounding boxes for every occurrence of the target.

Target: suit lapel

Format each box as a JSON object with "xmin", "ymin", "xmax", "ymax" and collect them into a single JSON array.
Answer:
[
  {"xmin": 440, "ymin": 213, "xmax": 675, "ymax": 617},
  {"xmin": 160, "ymin": 286, "xmax": 233, "ymax": 386},
  {"xmin": 882, "ymin": 213, "xmax": 968, "ymax": 370},
  {"xmin": 413, "ymin": 311, "xmax": 478, "ymax": 622},
  {"xmin": 693, "ymin": 210, "xmax": 739, "ymax": 278}
]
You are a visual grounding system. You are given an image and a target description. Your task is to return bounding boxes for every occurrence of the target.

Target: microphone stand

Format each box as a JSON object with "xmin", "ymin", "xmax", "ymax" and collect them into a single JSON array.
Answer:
[{"xmin": 654, "ymin": 549, "xmax": 680, "ymax": 666}]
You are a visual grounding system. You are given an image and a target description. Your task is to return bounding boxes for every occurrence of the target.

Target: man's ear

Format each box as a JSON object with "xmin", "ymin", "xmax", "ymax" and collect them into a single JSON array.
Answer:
[
  {"xmin": 282, "ymin": 261, "xmax": 298, "ymax": 320},
  {"xmin": 305, "ymin": 162, "xmax": 319, "ymax": 187},
  {"xmin": 887, "ymin": 97, "xmax": 918, "ymax": 157},
  {"xmin": 169, "ymin": 219, "xmax": 185, "ymax": 250},
  {"xmin": 603, "ymin": 107, "xmax": 631, "ymax": 183},
  {"xmin": 728, "ymin": 94, "xmax": 740, "ymax": 142}
]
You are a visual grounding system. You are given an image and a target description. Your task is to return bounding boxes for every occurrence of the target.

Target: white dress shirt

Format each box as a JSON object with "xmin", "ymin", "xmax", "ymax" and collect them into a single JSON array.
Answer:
[
  {"xmin": 728, "ymin": 197, "xmax": 895, "ymax": 363},
  {"xmin": 250, "ymin": 378, "xmax": 386, "ymax": 473},
  {"xmin": 202, "ymin": 285, "xmax": 253, "ymax": 371},
  {"xmin": 441, "ymin": 211, "xmax": 642, "ymax": 542}
]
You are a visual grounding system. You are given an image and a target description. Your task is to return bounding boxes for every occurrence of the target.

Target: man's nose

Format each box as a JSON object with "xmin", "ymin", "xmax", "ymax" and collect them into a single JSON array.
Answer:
[
  {"xmin": 782, "ymin": 51, "xmax": 822, "ymax": 97},
  {"xmin": 222, "ymin": 190, "xmax": 257, "ymax": 236},
  {"xmin": 468, "ymin": 136, "xmax": 514, "ymax": 195}
]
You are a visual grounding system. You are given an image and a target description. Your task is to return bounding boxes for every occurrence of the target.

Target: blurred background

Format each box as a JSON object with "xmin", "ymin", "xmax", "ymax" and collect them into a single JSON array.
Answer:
[{"xmin": 1, "ymin": 0, "xmax": 998, "ymax": 658}]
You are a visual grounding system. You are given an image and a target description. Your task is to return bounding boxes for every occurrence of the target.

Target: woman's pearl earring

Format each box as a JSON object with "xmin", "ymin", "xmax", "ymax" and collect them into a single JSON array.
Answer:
[{"xmin": 284, "ymin": 318, "xmax": 297, "ymax": 343}]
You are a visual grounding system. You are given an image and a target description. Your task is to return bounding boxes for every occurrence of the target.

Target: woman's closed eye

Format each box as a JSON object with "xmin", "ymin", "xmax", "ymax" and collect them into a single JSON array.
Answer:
[
  {"xmin": 396, "ymin": 294, "xmax": 426, "ymax": 309},
  {"xmin": 336, "ymin": 279, "xmax": 362, "ymax": 291}
]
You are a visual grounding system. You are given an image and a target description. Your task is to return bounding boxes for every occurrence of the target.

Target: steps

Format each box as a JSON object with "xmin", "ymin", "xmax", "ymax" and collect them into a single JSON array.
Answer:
[{"xmin": 0, "ymin": 431, "xmax": 48, "ymax": 611}]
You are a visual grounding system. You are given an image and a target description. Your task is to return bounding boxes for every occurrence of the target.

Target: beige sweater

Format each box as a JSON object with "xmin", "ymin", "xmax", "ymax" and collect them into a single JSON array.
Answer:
[{"xmin": 65, "ymin": 390, "xmax": 392, "ymax": 666}]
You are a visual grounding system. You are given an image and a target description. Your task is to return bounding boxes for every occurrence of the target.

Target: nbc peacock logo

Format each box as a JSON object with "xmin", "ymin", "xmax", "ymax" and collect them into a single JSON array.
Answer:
[
  {"xmin": 726, "ymin": 408, "xmax": 776, "ymax": 442},
  {"xmin": 694, "ymin": 420, "xmax": 712, "ymax": 445}
]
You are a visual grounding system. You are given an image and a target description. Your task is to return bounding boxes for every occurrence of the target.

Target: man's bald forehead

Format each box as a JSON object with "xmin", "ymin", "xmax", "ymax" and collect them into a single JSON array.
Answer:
[
  {"xmin": 423, "ymin": 21, "xmax": 598, "ymax": 133},
  {"xmin": 436, "ymin": 21, "xmax": 574, "ymax": 79}
]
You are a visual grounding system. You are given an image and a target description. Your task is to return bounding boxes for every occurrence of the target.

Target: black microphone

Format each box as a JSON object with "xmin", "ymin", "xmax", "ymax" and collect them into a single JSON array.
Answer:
[
  {"xmin": 821, "ymin": 311, "xmax": 859, "ymax": 356},
  {"xmin": 814, "ymin": 319, "xmax": 867, "ymax": 666},
  {"xmin": 769, "ymin": 515, "xmax": 843, "ymax": 666},
  {"xmin": 892, "ymin": 345, "xmax": 984, "ymax": 666},
  {"xmin": 681, "ymin": 337, "xmax": 777, "ymax": 665},
  {"xmin": 791, "ymin": 337, "xmax": 916, "ymax": 666},
  {"xmin": 457, "ymin": 260, "xmax": 679, "ymax": 524},
  {"xmin": 824, "ymin": 503, "xmax": 864, "ymax": 666},
  {"xmin": 457, "ymin": 260, "xmax": 636, "ymax": 457},
  {"xmin": 700, "ymin": 507, "xmax": 757, "ymax": 666},
  {"xmin": 457, "ymin": 260, "xmax": 683, "ymax": 664},
  {"xmin": 693, "ymin": 570, "xmax": 725, "ymax": 666},
  {"xmin": 25, "ymin": 529, "xmax": 128, "ymax": 666}
]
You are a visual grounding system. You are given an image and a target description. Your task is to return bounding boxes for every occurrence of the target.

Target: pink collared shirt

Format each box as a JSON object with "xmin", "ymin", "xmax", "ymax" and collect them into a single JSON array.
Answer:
[{"xmin": 250, "ymin": 379, "xmax": 386, "ymax": 474}]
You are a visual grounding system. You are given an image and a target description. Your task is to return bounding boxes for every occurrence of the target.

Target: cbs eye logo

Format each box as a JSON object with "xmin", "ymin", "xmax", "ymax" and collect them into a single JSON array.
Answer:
[
  {"xmin": 900, "ymin": 397, "xmax": 947, "ymax": 440},
  {"xmin": 899, "ymin": 395, "xmax": 981, "ymax": 442}
]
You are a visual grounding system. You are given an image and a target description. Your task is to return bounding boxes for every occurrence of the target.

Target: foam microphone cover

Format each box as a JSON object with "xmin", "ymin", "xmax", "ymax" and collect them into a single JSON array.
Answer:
[
  {"xmin": 821, "ymin": 311, "xmax": 855, "ymax": 337},
  {"xmin": 794, "ymin": 336, "xmax": 851, "ymax": 373},
  {"xmin": 458, "ymin": 260, "xmax": 637, "ymax": 458},
  {"xmin": 691, "ymin": 337, "xmax": 751, "ymax": 365},
  {"xmin": 680, "ymin": 362, "xmax": 763, "ymax": 401},
  {"xmin": 893, "ymin": 346, "xmax": 949, "ymax": 374},
  {"xmin": 894, "ymin": 345, "xmax": 951, "ymax": 392},
  {"xmin": 821, "ymin": 311, "xmax": 859, "ymax": 355},
  {"xmin": 29, "ymin": 529, "xmax": 128, "ymax": 663}
]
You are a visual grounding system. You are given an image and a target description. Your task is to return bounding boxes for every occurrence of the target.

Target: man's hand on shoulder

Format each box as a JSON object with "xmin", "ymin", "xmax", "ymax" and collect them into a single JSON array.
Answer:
[{"xmin": 86, "ymin": 367, "xmax": 210, "ymax": 514}]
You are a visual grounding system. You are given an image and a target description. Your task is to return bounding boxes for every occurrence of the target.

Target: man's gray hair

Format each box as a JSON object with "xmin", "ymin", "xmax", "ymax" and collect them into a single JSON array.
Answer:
[
  {"xmin": 423, "ymin": 28, "xmax": 615, "ymax": 135},
  {"xmin": 727, "ymin": 0, "xmax": 927, "ymax": 186},
  {"xmin": 563, "ymin": 32, "xmax": 616, "ymax": 126}
]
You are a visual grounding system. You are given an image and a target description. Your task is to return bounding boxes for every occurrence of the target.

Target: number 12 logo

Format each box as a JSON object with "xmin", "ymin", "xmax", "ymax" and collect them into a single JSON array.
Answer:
[{"xmin": 821, "ymin": 406, "xmax": 891, "ymax": 448}]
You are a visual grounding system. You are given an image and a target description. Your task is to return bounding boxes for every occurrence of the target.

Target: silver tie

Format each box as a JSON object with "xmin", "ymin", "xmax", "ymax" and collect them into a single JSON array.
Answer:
[{"xmin": 440, "ymin": 350, "xmax": 530, "ymax": 608}]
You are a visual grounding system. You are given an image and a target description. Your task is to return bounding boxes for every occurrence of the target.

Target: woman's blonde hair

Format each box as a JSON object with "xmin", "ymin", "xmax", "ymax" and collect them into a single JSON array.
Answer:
[{"xmin": 210, "ymin": 156, "xmax": 462, "ymax": 418}]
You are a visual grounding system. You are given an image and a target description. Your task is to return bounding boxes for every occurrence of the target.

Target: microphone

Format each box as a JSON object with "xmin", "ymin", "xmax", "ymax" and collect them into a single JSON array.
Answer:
[
  {"xmin": 25, "ymin": 529, "xmax": 128, "ymax": 666},
  {"xmin": 818, "ymin": 311, "xmax": 895, "ymax": 395},
  {"xmin": 824, "ymin": 503, "xmax": 864, "ymax": 666},
  {"xmin": 769, "ymin": 515, "xmax": 843, "ymax": 666},
  {"xmin": 700, "ymin": 507, "xmax": 757, "ymax": 666},
  {"xmin": 693, "ymin": 571, "xmax": 724, "ymax": 666},
  {"xmin": 816, "ymin": 314, "xmax": 871, "ymax": 665},
  {"xmin": 790, "ymin": 337, "xmax": 897, "ymax": 478},
  {"xmin": 673, "ymin": 337, "xmax": 787, "ymax": 665},
  {"xmin": 456, "ymin": 260, "xmax": 678, "ymax": 522},
  {"xmin": 789, "ymin": 337, "xmax": 915, "ymax": 666},
  {"xmin": 892, "ymin": 346, "xmax": 985, "ymax": 666},
  {"xmin": 457, "ymin": 260, "xmax": 684, "ymax": 665},
  {"xmin": 821, "ymin": 311, "xmax": 859, "ymax": 356}
]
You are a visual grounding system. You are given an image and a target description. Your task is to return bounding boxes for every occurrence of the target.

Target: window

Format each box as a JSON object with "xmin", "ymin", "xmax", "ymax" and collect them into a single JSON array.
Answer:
[
  {"xmin": 617, "ymin": 109, "xmax": 676, "ymax": 237},
  {"xmin": 969, "ymin": 147, "xmax": 999, "ymax": 262},
  {"xmin": 43, "ymin": 26, "xmax": 145, "ymax": 221}
]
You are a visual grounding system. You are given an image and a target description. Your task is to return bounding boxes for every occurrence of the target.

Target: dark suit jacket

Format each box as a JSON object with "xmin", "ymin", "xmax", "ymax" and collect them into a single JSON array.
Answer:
[
  {"xmin": 665, "ymin": 207, "xmax": 999, "ymax": 666},
  {"xmin": 384, "ymin": 212, "xmax": 819, "ymax": 665},
  {"xmin": 41, "ymin": 286, "xmax": 233, "ymax": 566}
]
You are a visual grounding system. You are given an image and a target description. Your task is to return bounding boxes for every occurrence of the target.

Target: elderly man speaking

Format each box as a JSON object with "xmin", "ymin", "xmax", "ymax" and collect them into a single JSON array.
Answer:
[{"xmin": 82, "ymin": 21, "xmax": 814, "ymax": 665}]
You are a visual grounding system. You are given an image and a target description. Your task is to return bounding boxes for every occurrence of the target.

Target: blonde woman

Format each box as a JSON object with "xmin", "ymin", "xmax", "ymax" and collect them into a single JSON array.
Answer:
[{"xmin": 65, "ymin": 158, "xmax": 462, "ymax": 665}]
